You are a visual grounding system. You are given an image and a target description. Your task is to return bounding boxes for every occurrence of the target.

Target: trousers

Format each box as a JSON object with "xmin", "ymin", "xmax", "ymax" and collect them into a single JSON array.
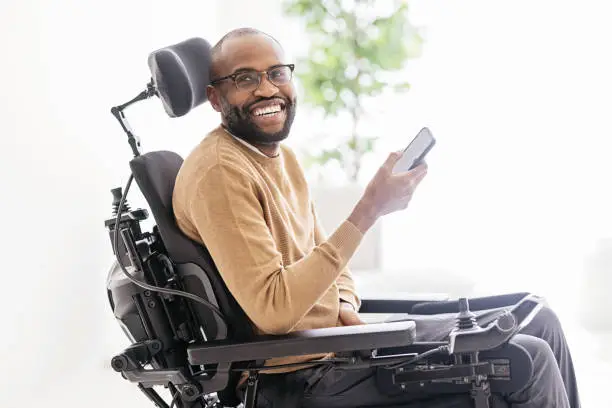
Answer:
[{"xmin": 250, "ymin": 304, "xmax": 581, "ymax": 408}]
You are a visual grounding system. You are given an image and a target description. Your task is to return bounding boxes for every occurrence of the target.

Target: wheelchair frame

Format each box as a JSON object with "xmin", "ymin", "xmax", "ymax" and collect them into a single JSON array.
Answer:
[{"xmin": 105, "ymin": 193, "xmax": 542, "ymax": 408}]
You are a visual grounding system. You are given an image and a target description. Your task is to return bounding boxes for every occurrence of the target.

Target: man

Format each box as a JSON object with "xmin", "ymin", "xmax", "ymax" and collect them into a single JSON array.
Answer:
[{"xmin": 172, "ymin": 28, "xmax": 581, "ymax": 408}]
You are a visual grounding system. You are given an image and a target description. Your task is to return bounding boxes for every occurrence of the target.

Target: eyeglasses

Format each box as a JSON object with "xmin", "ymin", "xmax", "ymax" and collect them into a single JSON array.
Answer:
[{"xmin": 210, "ymin": 64, "xmax": 295, "ymax": 91}]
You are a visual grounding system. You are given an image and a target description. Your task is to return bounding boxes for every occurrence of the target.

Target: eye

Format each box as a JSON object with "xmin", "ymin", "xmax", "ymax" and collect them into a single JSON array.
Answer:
[
  {"xmin": 270, "ymin": 67, "xmax": 288, "ymax": 80},
  {"xmin": 235, "ymin": 72, "xmax": 258, "ymax": 86}
]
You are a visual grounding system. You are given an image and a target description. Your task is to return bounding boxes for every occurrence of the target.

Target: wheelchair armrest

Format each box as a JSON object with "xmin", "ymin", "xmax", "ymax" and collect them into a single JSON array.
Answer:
[
  {"xmin": 410, "ymin": 292, "xmax": 535, "ymax": 315},
  {"xmin": 360, "ymin": 293, "xmax": 450, "ymax": 314},
  {"xmin": 187, "ymin": 321, "xmax": 415, "ymax": 365}
]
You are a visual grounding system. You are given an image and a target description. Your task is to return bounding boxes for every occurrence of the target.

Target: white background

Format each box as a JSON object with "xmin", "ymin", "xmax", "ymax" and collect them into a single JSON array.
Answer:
[{"xmin": 1, "ymin": 0, "xmax": 610, "ymax": 406}]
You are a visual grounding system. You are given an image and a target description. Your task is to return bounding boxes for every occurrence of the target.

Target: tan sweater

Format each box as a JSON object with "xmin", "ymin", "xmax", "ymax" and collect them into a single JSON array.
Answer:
[{"xmin": 172, "ymin": 126, "xmax": 364, "ymax": 373}]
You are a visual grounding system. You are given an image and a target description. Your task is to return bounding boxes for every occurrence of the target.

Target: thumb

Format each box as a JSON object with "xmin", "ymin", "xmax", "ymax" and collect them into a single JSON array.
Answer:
[{"xmin": 382, "ymin": 151, "xmax": 403, "ymax": 171}]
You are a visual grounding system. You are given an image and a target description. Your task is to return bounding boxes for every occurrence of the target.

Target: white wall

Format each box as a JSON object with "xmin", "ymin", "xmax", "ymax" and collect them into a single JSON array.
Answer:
[
  {"xmin": 0, "ymin": 1, "xmax": 222, "ymax": 406},
  {"xmin": 372, "ymin": 0, "xmax": 612, "ymax": 309},
  {"xmin": 1, "ymin": 0, "xmax": 611, "ymax": 406}
]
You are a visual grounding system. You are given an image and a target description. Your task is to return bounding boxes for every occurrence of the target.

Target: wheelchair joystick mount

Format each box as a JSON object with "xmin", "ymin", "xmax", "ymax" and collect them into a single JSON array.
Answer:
[
  {"xmin": 388, "ymin": 298, "xmax": 522, "ymax": 408},
  {"xmin": 111, "ymin": 187, "xmax": 130, "ymax": 215},
  {"xmin": 105, "ymin": 187, "xmax": 149, "ymax": 269},
  {"xmin": 456, "ymin": 298, "xmax": 478, "ymax": 330}
]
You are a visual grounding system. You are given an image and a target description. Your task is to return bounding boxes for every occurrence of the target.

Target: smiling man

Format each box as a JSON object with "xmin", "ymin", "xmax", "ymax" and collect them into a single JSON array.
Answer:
[
  {"xmin": 207, "ymin": 28, "xmax": 297, "ymax": 155},
  {"xmin": 172, "ymin": 28, "xmax": 580, "ymax": 408}
]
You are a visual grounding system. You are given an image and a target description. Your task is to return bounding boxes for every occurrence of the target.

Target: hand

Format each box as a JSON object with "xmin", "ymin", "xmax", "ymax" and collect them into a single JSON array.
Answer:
[
  {"xmin": 338, "ymin": 301, "xmax": 366, "ymax": 326},
  {"xmin": 349, "ymin": 152, "xmax": 428, "ymax": 233}
]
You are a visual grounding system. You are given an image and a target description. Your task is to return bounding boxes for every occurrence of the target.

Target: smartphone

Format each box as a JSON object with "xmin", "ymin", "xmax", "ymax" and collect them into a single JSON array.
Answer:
[{"xmin": 392, "ymin": 127, "xmax": 436, "ymax": 174}]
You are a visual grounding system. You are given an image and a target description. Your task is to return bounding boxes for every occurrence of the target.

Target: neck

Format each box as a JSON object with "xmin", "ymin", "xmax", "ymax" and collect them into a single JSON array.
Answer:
[{"xmin": 222, "ymin": 124, "xmax": 280, "ymax": 157}]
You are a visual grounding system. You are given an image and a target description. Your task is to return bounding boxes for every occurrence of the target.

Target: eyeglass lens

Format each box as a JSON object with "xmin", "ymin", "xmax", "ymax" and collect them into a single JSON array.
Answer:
[{"xmin": 234, "ymin": 66, "xmax": 292, "ymax": 90}]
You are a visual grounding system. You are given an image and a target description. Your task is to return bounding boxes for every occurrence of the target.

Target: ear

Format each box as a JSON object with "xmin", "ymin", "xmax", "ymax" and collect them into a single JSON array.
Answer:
[{"xmin": 207, "ymin": 85, "xmax": 222, "ymax": 112}]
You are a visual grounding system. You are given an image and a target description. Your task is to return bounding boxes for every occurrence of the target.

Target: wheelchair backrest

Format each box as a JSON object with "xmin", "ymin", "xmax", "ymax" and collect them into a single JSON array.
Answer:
[{"xmin": 129, "ymin": 150, "xmax": 255, "ymax": 343}]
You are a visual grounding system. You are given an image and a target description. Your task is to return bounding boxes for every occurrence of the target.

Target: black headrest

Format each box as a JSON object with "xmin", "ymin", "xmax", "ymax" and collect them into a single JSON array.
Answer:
[{"xmin": 147, "ymin": 37, "xmax": 212, "ymax": 118}]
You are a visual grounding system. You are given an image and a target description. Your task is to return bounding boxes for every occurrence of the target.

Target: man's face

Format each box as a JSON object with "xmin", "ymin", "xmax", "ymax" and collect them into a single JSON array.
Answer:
[{"xmin": 208, "ymin": 35, "xmax": 297, "ymax": 146}]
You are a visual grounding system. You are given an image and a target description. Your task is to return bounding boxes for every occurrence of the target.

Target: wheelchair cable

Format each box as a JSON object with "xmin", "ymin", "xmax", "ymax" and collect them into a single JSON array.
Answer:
[
  {"xmin": 169, "ymin": 391, "xmax": 180, "ymax": 408},
  {"xmin": 192, "ymin": 357, "xmax": 343, "ymax": 376},
  {"xmin": 113, "ymin": 174, "xmax": 227, "ymax": 325},
  {"xmin": 384, "ymin": 345, "xmax": 450, "ymax": 370}
]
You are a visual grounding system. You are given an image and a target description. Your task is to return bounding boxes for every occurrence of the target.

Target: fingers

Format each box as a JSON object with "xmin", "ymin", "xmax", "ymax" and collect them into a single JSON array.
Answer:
[
  {"xmin": 366, "ymin": 153, "xmax": 430, "ymax": 218},
  {"xmin": 339, "ymin": 306, "xmax": 367, "ymax": 326},
  {"xmin": 395, "ymin": 163, "xmax": 428, "ymax": 186},
  {"xmin": 396, "ymin": 166, "xmax": 428, "ymax": 196},
  {"xmin": 412, "ymin": 166, "xmax": 428, "ymax": 183},
  {"xmin": 343, "ymin": 311, "xmax": 366, "ymax": 326},
  {"xmin": 415, "ymin": 162, "xmax": 428, "ymax": 172},
  {"xmin": 407, "ymin": 162, "xmax": 428, "ymax": 176}
]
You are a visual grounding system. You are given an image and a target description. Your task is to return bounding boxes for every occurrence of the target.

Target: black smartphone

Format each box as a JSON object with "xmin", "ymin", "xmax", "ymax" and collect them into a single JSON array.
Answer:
[{"xmin": 392, "ymin": 127, "xmax": 436, "ymax": 174}]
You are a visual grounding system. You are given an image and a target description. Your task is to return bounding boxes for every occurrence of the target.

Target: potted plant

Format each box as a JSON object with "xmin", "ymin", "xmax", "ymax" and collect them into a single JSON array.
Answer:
[{"xmin": 283, "ymin": 0, "xmax": 424, "ymax": 270}]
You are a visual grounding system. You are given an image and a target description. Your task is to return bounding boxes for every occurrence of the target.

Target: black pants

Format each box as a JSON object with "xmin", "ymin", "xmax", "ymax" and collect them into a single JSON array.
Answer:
[{"xmin": 249, "ymin": 305, "xmax": 581, "ymax": 408}]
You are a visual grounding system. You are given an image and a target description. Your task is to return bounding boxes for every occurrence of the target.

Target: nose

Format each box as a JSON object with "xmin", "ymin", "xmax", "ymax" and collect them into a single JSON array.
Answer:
[{"xmin": 253, "ymin": 73, "xmax": 279, "ymax": 98}]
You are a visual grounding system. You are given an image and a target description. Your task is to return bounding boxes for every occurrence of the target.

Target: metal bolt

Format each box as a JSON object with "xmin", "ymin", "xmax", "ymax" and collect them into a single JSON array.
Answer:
[
  {"xmin": 144, "ymin": 290, "xmax": 151, "ymax": 297},
  {"xmin": 148, "ymin": 300, "xmax": 156, "ymax": 308},
  {"xmin": 111, "ymin": 356, "xmax": 127, "ymax": 372}
]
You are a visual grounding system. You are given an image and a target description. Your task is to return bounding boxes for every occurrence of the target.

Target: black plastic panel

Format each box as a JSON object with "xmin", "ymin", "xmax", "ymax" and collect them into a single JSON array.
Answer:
[{"xmin": 187, "ymin": 321, "xmax": 416, "ymax": 365}]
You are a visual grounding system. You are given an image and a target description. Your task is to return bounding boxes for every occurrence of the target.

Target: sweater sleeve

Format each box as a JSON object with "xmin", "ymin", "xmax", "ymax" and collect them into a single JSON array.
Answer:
[
  {"xmin": 188, "ymin": 163, "xmax": 363, "ymax": 334},
  {"xmin": 311, "ymin": 202, "xmax": 362, "ymax": 311}
]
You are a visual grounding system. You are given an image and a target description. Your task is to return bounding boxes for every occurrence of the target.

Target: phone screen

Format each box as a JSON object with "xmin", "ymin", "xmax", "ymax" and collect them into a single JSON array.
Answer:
[{"xmin": 392, "ymin": 127, "xmax": 436, "ymax": 174}]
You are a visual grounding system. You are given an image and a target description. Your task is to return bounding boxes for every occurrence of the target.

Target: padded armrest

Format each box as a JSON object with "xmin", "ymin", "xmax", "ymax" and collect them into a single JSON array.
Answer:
[
  {"xmin": 360, "ymin": 293, "xmax": 450, "ymax": 314},
  {"xmin": 187, "ymin": 321, "xmax": 416, "ymax": 365},
  {"xmin": 410, "ymin": 292, "xmax": 533, "ymax": 315}
]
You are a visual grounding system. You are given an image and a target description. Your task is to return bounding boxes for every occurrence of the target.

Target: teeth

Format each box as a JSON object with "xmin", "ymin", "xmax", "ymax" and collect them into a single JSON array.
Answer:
[{"xmin": 253, "ymin": 104, "xmax": 281, "ymax": 116}]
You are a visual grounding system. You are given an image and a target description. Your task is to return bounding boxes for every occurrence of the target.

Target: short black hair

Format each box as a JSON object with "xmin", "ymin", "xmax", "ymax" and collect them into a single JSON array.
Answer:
[{"xmin": 210, "ymin": 27, "xmax": 283, "ymax": 79}]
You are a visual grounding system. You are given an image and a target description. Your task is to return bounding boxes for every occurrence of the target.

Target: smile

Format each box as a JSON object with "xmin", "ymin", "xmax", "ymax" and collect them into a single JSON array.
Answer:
[
  {"xmin": 249, "ymin": 98, "xmax": 287, "ymax": 117},
  {"xmin": 253, "ymin": 104, "xmax": 282, "ymax": 117}
]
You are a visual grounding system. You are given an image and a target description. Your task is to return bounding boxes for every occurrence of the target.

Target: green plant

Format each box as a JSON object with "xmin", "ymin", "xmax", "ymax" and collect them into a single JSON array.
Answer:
[{"xmin": 283, "ymin": 0, "xmax": 424, "ymax": 182}]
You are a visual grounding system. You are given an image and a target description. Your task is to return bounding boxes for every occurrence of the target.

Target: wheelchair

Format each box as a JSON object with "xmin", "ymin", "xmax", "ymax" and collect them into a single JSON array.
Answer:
[{"xmin": 105, "ymin": 37, "xmax": 546, "ymax": 408}]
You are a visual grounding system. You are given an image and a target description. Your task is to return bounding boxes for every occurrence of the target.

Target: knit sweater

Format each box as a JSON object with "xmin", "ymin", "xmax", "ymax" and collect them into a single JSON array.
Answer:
[{"xmin": 172, "ymin": 126, "xmax": 364, "ymax": 372}]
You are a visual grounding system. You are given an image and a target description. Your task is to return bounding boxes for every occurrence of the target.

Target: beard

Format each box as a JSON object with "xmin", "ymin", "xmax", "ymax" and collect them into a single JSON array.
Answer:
[{"xmin": 221, "ymin": 96, "xmax": 297, "ymax": 146}]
